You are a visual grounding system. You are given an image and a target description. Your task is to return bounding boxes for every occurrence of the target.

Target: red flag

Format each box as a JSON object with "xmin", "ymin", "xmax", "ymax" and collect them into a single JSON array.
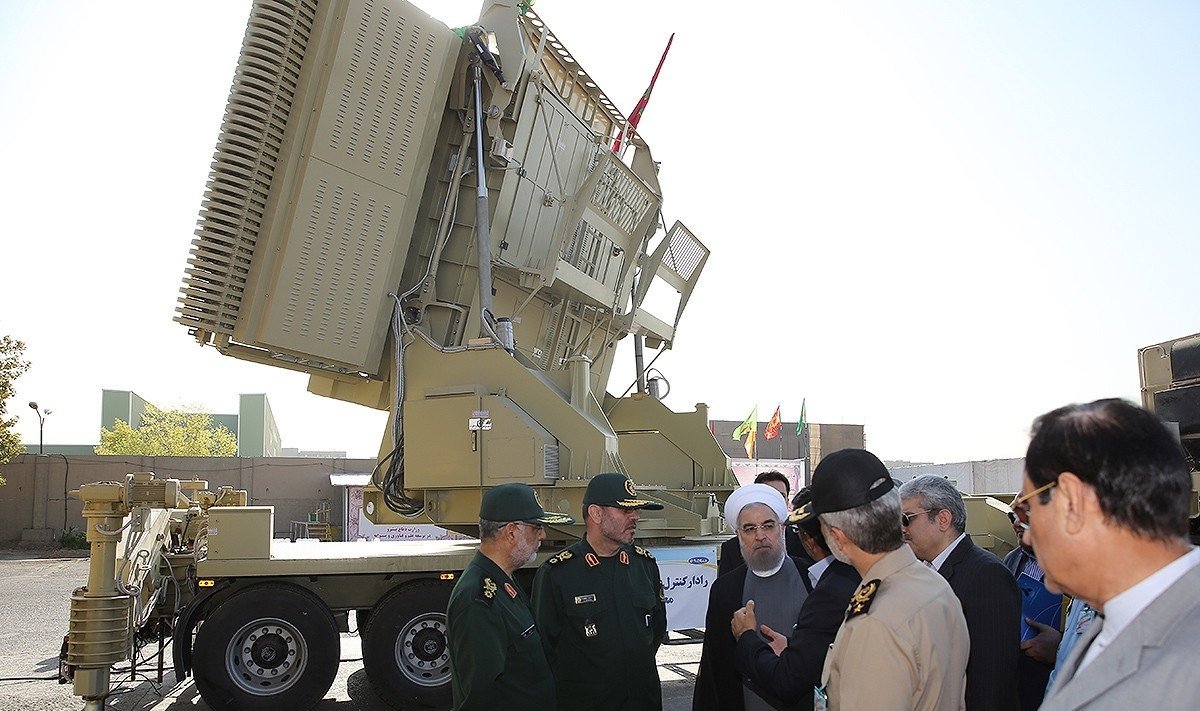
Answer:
[
  {"xmin": 612, "ymin": 33, "xmax": 674, "ymax": 154},
  {"xmin": 764, "ymin": 405, "xmax": 782, "ymax": 440}
]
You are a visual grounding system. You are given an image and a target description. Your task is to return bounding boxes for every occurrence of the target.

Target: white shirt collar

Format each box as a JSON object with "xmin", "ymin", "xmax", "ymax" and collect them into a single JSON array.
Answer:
[
  {"xmin": 808, "ymin": 555, "xmax": 833, "ymax": 589},
  {"xmin": 1078, "ymin": 546, "xmax": 1200, "ymax": 671},
  {"xmin": 931, "ymin": 532, "xmax": 967, "ymax": 572}
]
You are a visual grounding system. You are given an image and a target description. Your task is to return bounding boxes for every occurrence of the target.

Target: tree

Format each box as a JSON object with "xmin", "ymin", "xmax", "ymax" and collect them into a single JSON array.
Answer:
[
  {"xmin": 95, "ymin": 405, "xmax": 238, "ymax": 456},
  {"xmin": 0, "ymin": 335, "xmax": 32, "ymax": 482}
]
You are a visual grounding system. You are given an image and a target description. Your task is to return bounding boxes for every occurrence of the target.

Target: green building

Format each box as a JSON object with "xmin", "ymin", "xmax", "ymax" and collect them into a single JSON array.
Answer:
[{"xmin": 98, "ymin": 390, "xmax": 281, "ymax": 457}]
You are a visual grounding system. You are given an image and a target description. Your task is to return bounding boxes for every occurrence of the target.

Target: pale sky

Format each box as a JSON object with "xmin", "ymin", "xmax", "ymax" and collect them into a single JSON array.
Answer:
[{"xmin": 2, "ymin": 1, "xmax": 1197, "ymax": 464}]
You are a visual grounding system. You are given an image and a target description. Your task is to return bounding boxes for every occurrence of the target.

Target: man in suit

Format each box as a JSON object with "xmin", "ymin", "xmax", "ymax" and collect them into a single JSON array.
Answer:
[
  {"xmin": 1018, "ymin": 398, "xmax": 1200, "ymax": 711},
  {"xmin": 717, "ymin": 471, "xmax": 812, "ymax": 577},
  {"xmin": 899, "ymin": 475, "xmax": 1020, "ymax": 711},
  {"xmin": 730, "ymin": 486, "xmax": 861, "ymax": 710},
  {"xmin": 693, "ymin": 483, "xmax": 808, "ymax": 711},
  {"xmin": 1002, "ymin": 506, "xmax": 1063, "ymax": 711}
]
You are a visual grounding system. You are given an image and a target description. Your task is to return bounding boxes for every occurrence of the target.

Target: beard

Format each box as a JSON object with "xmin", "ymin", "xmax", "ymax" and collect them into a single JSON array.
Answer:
[
  {"xmin": 599, "ymin": 510, "xmax": 637, "ymax": 546},
  {"xmin": 742, "ymin": 539, "xmax": 786, "ymax": 575},
  {"xmin": 511, "ymin": 536, "xmax": 540, "ymax": 569},
  {"xmin": 828, "ymin": 535, "xmax": 852, "ymax": 565}
]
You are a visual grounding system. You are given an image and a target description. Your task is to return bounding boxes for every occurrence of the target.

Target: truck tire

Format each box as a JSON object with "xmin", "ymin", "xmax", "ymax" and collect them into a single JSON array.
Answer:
[
  {"xmin": 362, "ymin": 580, "xmax": 453, "ymax": 709},
  {"xmin": 192, "ymin": 583, "xmax": 340, "ymax": 711}
]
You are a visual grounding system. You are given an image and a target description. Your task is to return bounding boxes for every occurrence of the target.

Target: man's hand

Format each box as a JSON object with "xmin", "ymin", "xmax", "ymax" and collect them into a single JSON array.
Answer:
[
  {"xmin": 759, "ymin": 623, "xmax": 787, "ymax": 656},
  {"xmin": 1020, "ymin": 618, "xmax": 1062, "ymax": 665},
  {"xmin": 731, "ymin": 600, "xmax": 757, "ymax": 639}
]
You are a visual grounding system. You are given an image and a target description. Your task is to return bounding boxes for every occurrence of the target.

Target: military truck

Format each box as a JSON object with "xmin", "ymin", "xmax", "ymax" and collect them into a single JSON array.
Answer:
[
  {"xmin": 61, "ymin": 1, "xmax": 735, "ymax": 709},
  {"xmin": 1138, "ymin": 332, "xmax": 1200, "ymax": 535}
]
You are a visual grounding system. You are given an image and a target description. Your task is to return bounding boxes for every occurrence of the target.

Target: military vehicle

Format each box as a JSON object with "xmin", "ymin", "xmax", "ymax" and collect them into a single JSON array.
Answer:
[
  {"xmin": 1138, "ymin": 332, "xmax": 1200, "ymax": 538},
  {"xmin": 61, "ymin": 1, "xmax": 734, "ymax": 709}
]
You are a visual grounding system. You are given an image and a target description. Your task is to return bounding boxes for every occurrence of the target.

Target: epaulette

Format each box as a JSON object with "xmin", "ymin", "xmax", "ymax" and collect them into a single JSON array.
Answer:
[
  {"xmin": 633, "ymin": 545, "xmax": 654, "ymax": 560},
  {"xmin": 845, "ymin": 579, "xmax": 880, "ymax": 620},
  {"xmin": 476, "ymin": 576, "xmax": 498, "ymax": 605},
  {"xmin": 547, "ymin": 550, "xmax": 574, "ymax": 565}
]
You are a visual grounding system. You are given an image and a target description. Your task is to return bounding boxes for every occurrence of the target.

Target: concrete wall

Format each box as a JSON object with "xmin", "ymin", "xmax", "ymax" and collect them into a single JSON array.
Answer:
[
  {"xmin": 0, "ymin": 454, "xmax": 375, "ymax": 542},
  {"xmin": 888, "ymin": 458, "xmax": 1024, "ymax": 496}
]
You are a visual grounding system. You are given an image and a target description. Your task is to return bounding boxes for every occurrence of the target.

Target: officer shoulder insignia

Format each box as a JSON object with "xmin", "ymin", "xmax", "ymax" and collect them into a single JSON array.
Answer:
[
  {"xmin": 845, "ymin": 579, "xmax": 880, "ymax": 620},
  {"xmin": 548, "ymin": 550, "xmax": 574, "ymax": 565},
  {"xmin": 633, "ymin": 545, "xmax": 654, "ymax": 560},
  {"xmin": 482, "ymin": 577, "xmax": 498, "ymax": 600}
]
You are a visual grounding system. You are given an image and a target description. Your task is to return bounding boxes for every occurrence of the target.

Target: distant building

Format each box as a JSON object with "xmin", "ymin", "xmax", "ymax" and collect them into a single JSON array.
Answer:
[
  {"xmin": 709, "ymin": 419, "xmax": 866, "ymax": 485},
  {"xmin": 887, "ymin": 458, "xmax": 1024, "ymax": 496},
  {"xmin": 26, "ymin": 390, "xmax": 286, "ymax": 457},
  {"xmin": 101, "ymin": 389, "xmax": 281, "ymax": 457}
]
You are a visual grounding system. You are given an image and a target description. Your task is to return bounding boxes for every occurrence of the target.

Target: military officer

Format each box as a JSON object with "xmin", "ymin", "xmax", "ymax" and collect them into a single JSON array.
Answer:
[
  {"xmin": 446, "ymin": 482, "xmax": 574, "ymax": 711},
  {"xmin": 532, "ymin": 472, "xmax": 668, "ymax": 711},
  {"xmin": 799, "ymin": 449, "xmax": 970, "ymax": 711}
]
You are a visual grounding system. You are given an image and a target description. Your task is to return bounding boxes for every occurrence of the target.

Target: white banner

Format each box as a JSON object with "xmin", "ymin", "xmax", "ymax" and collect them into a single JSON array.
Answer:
[
  {"xmin": 648, "ymin": 544, "xmax": 720, "ymax": 630},
  {"xmin": 346, "ymin": 486, "xmax": 470, "ymax": 541}
]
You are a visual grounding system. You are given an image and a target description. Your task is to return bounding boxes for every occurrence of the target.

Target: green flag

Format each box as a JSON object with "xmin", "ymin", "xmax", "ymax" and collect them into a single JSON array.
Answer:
[
  {"xmin": 733, "ymin": 407, "xmax": 758, "ymax": 458},
  {"xmin": 732, "ymin": 407, "xmax": 757, "ymax": 440},
  {"xmin": 795, "ymin": 398, "xmax": 806, "ymax": 436}
]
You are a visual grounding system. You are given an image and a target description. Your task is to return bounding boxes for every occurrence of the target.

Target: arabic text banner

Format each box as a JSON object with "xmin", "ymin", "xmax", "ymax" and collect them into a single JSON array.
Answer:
[{"xmin": 648, "ymin": 544, "xmax": 720, "ymax": 630}]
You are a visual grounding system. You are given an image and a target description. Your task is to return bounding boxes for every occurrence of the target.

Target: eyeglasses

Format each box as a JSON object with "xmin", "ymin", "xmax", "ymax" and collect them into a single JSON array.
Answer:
[
  {"xmin": 900, "ymin": 509, "xmax": 939, "ymax": 527},
  {"xmin": 1010, "ymin": 480, "xmax": 1058, "ymax": 524},
  {"xmin": 738, "ymin": 520, "xmax": 779, "ymax": 536},
  {"xmin": 512, "ymin": 522, "xmax": 544, "ymax": 533}
]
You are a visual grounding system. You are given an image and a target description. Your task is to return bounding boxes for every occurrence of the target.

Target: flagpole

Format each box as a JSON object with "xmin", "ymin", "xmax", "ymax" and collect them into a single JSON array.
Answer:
[{"xmin": 612, "ymin": 33, "xmax": 675, "ymax": 154}]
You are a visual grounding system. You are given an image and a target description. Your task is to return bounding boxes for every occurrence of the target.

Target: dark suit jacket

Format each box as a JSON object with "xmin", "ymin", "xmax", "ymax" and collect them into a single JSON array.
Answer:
[
  {"xmin": 1003, "ymin": 546, "xmax": 1059, "ymax": 711},
  {"xmin": 731, "ymin": 559, "xmax": 861, "ymax": 711},
  {"xmin": 939, "ymin": 536, "xmax": 1021, "ymax": 711},
  {"xmin": 717, "ymin": 531, "xmax": 812, "ymax": 579},
  {"xmin": 693, "ymin": 557, "xmax": 811, "ymax": 711}
]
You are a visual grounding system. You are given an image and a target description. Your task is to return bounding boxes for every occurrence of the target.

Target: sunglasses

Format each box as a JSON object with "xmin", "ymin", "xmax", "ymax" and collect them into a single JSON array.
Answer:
[{"xmin": 900, "ymin": 509, "xmax": 940, "ymax": 527}]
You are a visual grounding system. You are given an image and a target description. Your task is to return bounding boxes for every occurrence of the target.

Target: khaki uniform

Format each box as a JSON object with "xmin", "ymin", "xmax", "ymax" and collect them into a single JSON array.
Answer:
[
  {"xmin": 532, "ymin": 538, "xmax": 667, "ymax": 711},
  {"xmin": 447, "ymin": 551, "xmax": 556, "ymax": 711},
  {"xmin": 821, "ymin": 545, "xmax": 969, "ymax": 711}
]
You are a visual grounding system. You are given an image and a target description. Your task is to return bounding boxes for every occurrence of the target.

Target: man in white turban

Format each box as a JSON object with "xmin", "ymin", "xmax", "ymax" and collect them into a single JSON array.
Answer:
[{"xmin": 693, "ymin": 484, "xmax": 810, "ymax": 711}]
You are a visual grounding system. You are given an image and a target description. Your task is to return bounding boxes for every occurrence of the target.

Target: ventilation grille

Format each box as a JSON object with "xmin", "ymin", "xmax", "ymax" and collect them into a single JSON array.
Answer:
[
  {"xmin": 590, "ymin": 159, "xmax": 655, "ymax": 235},
  {"xmin": 543, "ymin": 444, "xmax": 560, "ymax": 479},
  {"xmin": 561, "ymin": 220, "xmax": 617, "ymax": 283},
  {"xmin": 661, "ymin": 223, "xmax": 705, "ymax": 283},
  {"xmin": 175, "ymin": 0, "xmax": 318, "ymax": 336}
]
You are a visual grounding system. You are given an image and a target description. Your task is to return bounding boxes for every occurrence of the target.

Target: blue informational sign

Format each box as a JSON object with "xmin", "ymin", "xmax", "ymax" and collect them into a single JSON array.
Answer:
[{"xmin": 648, "ymin": 544, "xmax": 720, "ymax": 630}]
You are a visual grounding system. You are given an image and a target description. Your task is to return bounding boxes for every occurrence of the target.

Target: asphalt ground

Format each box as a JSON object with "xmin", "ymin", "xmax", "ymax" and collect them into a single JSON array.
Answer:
[{"xmin": 0, "ymin": 552, "xmax": 701, "ymax": 711}]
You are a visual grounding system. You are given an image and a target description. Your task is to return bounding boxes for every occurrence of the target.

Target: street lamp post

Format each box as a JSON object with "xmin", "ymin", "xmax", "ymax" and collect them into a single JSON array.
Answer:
[{"xmin": 28, "ymin": 401, "xmax": 52, "ymax": 455}]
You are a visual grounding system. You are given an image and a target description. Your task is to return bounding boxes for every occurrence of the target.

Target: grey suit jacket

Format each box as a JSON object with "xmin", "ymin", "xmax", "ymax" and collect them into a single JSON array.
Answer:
[{"xmin": 1040, "ymin": 559, "xmax": 1200, "ymax": 711}]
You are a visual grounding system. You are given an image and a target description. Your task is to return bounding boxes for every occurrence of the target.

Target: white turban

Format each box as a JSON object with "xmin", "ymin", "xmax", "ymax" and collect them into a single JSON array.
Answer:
[{"xmin": 724, "ymin": 483, "xmax": 789, "ymax": 528}]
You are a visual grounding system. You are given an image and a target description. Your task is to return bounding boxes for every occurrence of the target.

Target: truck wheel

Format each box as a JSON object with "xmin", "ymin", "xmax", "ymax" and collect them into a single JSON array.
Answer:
[
  {"xmin": 362, "ymin": 580, "xmax": 453, "ymax": 709},
  {"xmin": 192, "ymin": 584, "xmax": 340, "ymax": 711}
]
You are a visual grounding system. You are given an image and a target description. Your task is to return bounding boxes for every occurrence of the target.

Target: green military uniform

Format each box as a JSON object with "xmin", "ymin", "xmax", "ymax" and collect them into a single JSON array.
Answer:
[
  {"xmin": 445, "ymin": 482, "xmax": 573, "ymax": 711},
  {"xmin": 447, "ymin": 551, "xmax": 555, "ymax": 711},
  {"xmin": 531, "ymin": 473, "xmax": 668, "ymax": 711}
]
